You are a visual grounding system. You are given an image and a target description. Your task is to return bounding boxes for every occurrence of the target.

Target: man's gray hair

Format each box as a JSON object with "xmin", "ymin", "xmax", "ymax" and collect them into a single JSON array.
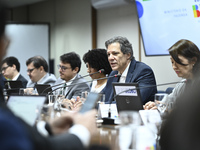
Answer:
[{"xmin": 105, "ymin": 36, "xmax": 134, "ymax": 60}]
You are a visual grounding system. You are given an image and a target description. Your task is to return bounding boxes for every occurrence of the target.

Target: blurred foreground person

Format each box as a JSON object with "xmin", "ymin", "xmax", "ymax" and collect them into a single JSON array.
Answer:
[
  {"xmin": 0, "ymin": 1, "xmax": 97, "ymax": 150},
  {"xmin": 159, "ymin": 77, "xmax": 200, "ymax": 150}
]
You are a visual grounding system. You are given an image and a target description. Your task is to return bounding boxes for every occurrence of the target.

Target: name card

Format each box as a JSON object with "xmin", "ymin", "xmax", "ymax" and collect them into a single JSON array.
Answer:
[{"xmin": 98, "ymin": 103, "xmax": 119, "ymax": 119}]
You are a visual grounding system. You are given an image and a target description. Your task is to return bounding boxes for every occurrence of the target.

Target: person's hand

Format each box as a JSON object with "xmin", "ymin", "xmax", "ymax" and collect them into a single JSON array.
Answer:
[
  {"xmin": 24, "ymin": 88, "xmax": 38, "ymax": 95},
  {"xmin": 49, "ymin": 112, "xmax": 74, "ymax": 135},
  {"xmin": 61, "ymin": 98, "xmax": 71, "ymax": 109},
  {"xmin": 73, "ymin": 109, "xmax": 97, "ymax": 136},
  {"xmin": 143, "ymin": 101, "xmax": 157, "ymax": 110},
  {"xmin": 24, "ymin": 88, "xmax": 33, "ymax": 94},
  {"xmin": 70, "ymin": 96, "xmax": 83, "ymax": 111}
]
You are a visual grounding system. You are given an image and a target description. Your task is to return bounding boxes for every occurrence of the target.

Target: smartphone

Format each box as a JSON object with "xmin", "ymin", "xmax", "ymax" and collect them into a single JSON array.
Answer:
[{"xmin": 79, "ymin": 92, "xmax": 100, "ymax": 114}]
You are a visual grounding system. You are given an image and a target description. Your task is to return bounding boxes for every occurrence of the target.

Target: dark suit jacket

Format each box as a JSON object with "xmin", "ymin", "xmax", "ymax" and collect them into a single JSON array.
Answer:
[
  {"xmin": 0, "ymin": 89, "xmax": 85, "ymax": 150},
  {"xmin": 103, "ymin": 59, "xmax": 157, "ymax": 104},
  {"xmin": 0, "ymin": 74, "xmax": 6, "ymax": 89},
  {"xmin": 17, "ymin": 74, "xmax": 28, "ymax": 88}
]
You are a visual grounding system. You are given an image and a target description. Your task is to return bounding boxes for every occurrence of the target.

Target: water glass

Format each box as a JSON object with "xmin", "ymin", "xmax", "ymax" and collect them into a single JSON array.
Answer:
[
  {"xmin": 167, "ymin": 96, "xmax": 175, "ymax": 113},
  {"xmin": 48, "ymin": 94, "xmax": 57, "ymax": 104},
  {"xmin": 154, "ymin": 93, "xmax": 168, "ymax": 114},
  {"xmin": 99, "ymin": 93, "xmax": 105, "ymax": 103},
  {"xmin": 55, "ymin": 88, "xmax": 65, "ymax": 102},
  {"xmin": 19, "ymin": 88, "xmax": 24, "ymax": 95},
  {"xmin": 81, "ymin": 91, "xmax": 89, "ymax": 102},
  {"xmin": 119, "ymin": 111, "xmax": 141, "ymax": 149}
]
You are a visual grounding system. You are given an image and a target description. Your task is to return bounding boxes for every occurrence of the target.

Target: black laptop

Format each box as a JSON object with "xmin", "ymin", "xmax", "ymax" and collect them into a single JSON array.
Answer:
[
  {"xmin": 112, "ymin": 82, "xmax": 143, "ymax": 112},
  {"xmin": 4, "ymin": 80, "xmax": 23, "ymax": 95},
  {"xmin": 35, "ymin": 84, "xmax": 52, "ymax": 95}
]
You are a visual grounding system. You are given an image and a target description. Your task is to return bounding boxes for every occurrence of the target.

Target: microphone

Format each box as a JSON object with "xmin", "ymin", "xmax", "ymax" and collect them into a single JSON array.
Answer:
[
  {"xmin": 48, "ymin": 74, "xmax": 121, "ymax": 95},
  {"xmin": 81, "ymin": 69, "xmax": 105, "ymax": 78},
  {"xmin": 4, "ymin": 81, "xmax": 11, "ymax": 89},
  {"xmin": 41, "ymin": 69, "xmax": 105, "ymax": 94}
]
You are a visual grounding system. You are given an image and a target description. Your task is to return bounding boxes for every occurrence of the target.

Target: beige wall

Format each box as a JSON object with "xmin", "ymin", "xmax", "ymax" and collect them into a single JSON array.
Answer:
[
  {"xmin": 9, "ymin": 0, "xmax": 180, "ymax": 90},
  {"xmin": 10, "ymin": 0, "xmax": 92, "ymax": 78}
]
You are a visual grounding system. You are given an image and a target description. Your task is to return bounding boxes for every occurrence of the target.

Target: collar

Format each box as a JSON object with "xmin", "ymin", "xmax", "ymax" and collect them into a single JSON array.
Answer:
[
  {"xmin": 12, "ymin": 73, "xmax": 20, "ymax": 81},
  {"xmin": 119, "ymin": 62, "xmax": 131, "ymax": 83},
  {"xmin": 65, "ymin": 74, "xmax": 77, "ymax": 86},
  {"xmin": 37, "ymin": 73, "xmax": 47, "ymax": 84}
]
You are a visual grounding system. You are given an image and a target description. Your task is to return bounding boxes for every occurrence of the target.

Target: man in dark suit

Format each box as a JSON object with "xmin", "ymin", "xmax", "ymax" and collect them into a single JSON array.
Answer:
[
  {"xmin": 103, "ymin": 36, "xmax": 157, "ymax": 104},
  {"xmin": 1, "ymin": 56, "xmax": 28, "ymax": 88},
  {"xmin": 0, "ymin": 2, "xmax": 97, "ymax": 150}
]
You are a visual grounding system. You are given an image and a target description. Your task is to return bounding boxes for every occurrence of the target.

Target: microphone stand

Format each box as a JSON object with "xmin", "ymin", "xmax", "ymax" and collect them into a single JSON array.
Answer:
[
  {"xmin": 41, "ymin": 69, "xmax": 105, "ymax": 94},
  {"xmin": 113, "ymin": 81, "xmax": 183, "ymax": 99},
  {"xmin": 102, "ymin": 104, "xmax": 116, "ymax": 125},
  {"xmin": 48, "ymin": 74, "xmax": 121, "ymax": 95}
]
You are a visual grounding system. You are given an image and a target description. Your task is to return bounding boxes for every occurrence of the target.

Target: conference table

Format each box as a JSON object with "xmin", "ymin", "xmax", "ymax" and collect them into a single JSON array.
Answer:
[
  {"xmin": 90, "ymin": 124, "xmax": 120, "ymax": 150},
  {"xmin": 39, "ymin": 101, "xmax": 162, "ymax": 150},
  {"xmin": 5, "ymin": 91, "xmax": 163, "ymax": 150},
  {"xmin": 40, "ymin": 108, "xmax": 120, "ymax": 149}
]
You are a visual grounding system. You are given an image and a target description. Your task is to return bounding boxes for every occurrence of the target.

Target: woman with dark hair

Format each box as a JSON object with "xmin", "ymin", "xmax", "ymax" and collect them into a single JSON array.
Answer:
[
  {"xmin": 83, "ymin": 48, "xmax": 112, "ymax": 93},
  {"xmin": 144, "ymin": 39, "xmax": 200, "ymax": 110}
]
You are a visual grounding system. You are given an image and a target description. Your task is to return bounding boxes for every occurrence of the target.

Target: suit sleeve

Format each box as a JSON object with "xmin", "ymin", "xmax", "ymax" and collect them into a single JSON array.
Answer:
[
  {"xmin": 19, "ymin": 116, "xmax": 86, "ymax": 150},
  {"xmin": 68, "ymin": 82, "xmax": 90, "ymax": 99},
  {"xmin": 134, "ymin": 67, "xmax": 157, "ymax": 104},
  {"xmin": 0, "ymin": 109, "xmax": 33, "ymax": 150}
]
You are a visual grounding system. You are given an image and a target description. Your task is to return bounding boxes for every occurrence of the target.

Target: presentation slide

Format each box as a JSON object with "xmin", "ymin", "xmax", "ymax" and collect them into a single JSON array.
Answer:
[{"xmin": 135, "ymin": 0, "xmax": 200, "ymax": 56}]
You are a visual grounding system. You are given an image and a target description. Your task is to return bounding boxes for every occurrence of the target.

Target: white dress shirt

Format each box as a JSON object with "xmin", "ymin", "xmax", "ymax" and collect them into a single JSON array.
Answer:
[
  {"xmin": 90, "ymin": 80, "xmax": 106, "ymax": 93},
  {"xmin": 119, "ymin": 62, "xmax": 131, "ymax": 83},
  {"xmin": 12, "ymin": 73, "xmax": 20, "ymax": 81}
]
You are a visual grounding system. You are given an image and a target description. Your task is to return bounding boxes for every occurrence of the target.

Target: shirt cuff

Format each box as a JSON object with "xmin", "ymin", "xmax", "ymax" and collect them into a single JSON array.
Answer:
[
  {"xmin": 36, "ymin": 121, "xmax": 49, "ymax": 136},
  {"xmin": 69, "ymin": 124, "xmax": 90, "ymax": 147}
]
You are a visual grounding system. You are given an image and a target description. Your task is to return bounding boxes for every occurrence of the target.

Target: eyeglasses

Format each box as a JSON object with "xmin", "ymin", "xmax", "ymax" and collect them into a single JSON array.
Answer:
[
  {"xmin": 57, "ymin": 65, "xmax": 71, "ymax": 71},
  {"xmin": 1, "ymin": 66, "xmax": 10, "ymax": 72},
  {"xmin": 27, "ymin": 68, "xmax": 35, "ymax": 73}
]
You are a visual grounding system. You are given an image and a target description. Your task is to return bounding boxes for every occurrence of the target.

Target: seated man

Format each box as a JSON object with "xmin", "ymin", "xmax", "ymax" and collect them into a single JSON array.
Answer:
[
  {"xmin": 103, "ymin": 36, "xmax": 157, "ymax": 104},
  {"xmin": 1, "ymin": 56, "xmax": 28, "ymax": 88},
  {"xmin": 56, "ymin": 52, "xmax": 90, "ymax": 99},
  {"xmin": 26, "ymin": 56, "xmax": 57, "ymax": 88}
]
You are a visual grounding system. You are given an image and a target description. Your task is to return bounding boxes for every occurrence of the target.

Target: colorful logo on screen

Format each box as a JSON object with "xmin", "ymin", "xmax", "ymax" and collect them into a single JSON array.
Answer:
[
  {"xmin": 136, "ymin": 1, "xmax": 144, "ymax": 18},
  {"xmin": 193, "ymin": 5, "xmax": 200, "ymax": 17}
]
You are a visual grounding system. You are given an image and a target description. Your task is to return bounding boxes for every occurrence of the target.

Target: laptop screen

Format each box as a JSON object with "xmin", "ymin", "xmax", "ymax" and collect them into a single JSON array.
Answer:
[
  {"xmin": 35, "ymin": 84, "xmax": 52, "ymax": 95},
  {"xmin": 4, "ymin": 81, "xmax": 23, "ymax": 95},
  {"xmin": 112, "ymin": 82, "xmax": 143, "ymax": 112},
  {"xmin": 7, "ymin": 95, "xmax": 46, "ymax": 126}
]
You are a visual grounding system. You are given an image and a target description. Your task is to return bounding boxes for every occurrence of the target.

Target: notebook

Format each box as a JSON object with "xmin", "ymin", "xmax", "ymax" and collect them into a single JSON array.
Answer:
[
  {"xmin": 35, "ymin": 84, "xmax": 52, "ymax": 95},
  {"xmin": 7, "ymin": 95, "xmax": 47, "ymax": 126},
  {"xmin": 112, "ymin": 82, "xmax": 143, "ymax": 112},
  {"xmin": 4, "ymin": 80, "xmax": 23, "ymax": 95}
]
